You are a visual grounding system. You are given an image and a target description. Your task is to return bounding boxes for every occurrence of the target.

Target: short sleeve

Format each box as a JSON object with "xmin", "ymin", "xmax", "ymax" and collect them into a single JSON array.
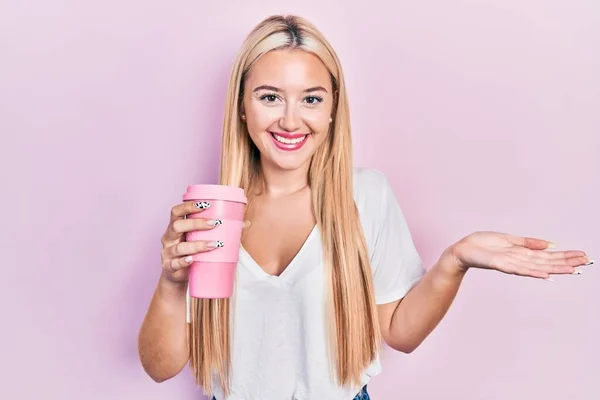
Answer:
[{"xmin": 370, "ymin": 175, "xmax": 426, "ymax": 304}]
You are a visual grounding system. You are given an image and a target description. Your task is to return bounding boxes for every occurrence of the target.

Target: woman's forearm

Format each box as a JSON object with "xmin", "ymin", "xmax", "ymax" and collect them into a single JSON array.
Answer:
[
  {"xmin": 387, "ymin": 247, "xmax": 467, "ymax": 352},
  {"xmin": 138, "ymin": 275, "xmax": 190, "ymax": 382}
]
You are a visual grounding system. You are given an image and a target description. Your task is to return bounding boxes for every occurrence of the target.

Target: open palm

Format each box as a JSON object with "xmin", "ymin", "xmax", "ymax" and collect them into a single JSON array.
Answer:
[{"xmin": 451, "ymin": 231, "xmax": 590, "ymax": 279}]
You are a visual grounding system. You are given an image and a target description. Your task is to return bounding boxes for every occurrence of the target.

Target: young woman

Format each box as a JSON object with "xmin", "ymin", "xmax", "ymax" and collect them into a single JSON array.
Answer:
[{"xmin": 137, "ymin": 14, "xmax": 589, "ymax": 400}]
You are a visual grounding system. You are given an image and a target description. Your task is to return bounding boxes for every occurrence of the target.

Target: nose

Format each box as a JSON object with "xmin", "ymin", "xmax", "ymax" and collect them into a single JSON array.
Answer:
[{"xmin": 279, "ymin": 104, "xmax": 302, "ymax": 132}]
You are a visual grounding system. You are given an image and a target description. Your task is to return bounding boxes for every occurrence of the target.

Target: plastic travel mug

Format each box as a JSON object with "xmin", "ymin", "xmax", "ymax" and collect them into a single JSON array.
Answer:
[{"xmin": 182, "ymin": 184, "xmax": 247, "ymax": 298}]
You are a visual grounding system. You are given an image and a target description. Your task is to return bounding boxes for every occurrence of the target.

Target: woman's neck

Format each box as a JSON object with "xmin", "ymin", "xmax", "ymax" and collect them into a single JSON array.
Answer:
[{"xmin": 259, "ymin": 159, "xmax": 310, "ymax": 197}]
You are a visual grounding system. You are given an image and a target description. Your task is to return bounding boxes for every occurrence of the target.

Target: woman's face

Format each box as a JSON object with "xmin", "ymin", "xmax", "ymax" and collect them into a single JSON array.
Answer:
[{"xmin": 242, "ymin": 49, "xmax": 334, "ymax": 172}]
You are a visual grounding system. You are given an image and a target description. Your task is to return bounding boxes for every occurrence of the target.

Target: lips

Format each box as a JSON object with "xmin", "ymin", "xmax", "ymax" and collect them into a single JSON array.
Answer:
[{"xmin": 269, "ymin": 131, "xmax": 309, "ymax": 151}]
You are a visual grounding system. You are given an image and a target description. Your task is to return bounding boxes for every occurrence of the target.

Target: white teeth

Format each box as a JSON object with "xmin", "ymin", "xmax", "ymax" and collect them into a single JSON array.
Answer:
[{"xmin": 273, "ymin": 134, "xmax": 306, "ymax": 144}]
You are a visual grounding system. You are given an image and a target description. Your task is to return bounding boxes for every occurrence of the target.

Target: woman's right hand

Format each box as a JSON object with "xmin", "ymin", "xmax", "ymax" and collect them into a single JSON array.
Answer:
[{"xmin": 160, "ymin": 201, "xmax": 221, "ymax": 285}]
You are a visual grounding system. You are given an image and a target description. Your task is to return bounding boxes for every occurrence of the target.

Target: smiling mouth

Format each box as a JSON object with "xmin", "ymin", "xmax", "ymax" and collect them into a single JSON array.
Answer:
[
  {"xmin": 270, "ymin": 132, "xmax": 308, "ymax": 144},
  {"xmin": 268, "ymin": 131, "xmax": 310, "ymax": 151}
]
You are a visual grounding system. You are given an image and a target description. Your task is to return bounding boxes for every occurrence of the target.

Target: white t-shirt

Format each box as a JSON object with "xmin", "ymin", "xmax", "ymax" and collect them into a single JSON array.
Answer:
[{"xmin": 186, "ymin": 167, "xmax": 426, "ymax": 400}]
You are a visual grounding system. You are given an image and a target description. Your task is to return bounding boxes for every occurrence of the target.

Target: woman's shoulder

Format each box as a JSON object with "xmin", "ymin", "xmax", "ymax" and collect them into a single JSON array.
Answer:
[
  {"xmin": 351, "ymin": 167, "xmax": 396, "ymax": 245},
  {"xmin": 352, "ymin": 166, "xmax": 390, "ymax": 195},
  {"xmin": 351, "ymin": 167, "xmax": 393, "ymax": 216}
]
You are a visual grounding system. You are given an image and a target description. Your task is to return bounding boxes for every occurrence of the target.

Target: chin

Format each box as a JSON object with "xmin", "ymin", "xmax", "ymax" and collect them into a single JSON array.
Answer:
[
  {"xmin": 268, "ymin": 152, "xmax": 314, "ymax": 171},
  {"xmin": 259, "ymin": 133, "xmax": 320, "ymax": 171}
]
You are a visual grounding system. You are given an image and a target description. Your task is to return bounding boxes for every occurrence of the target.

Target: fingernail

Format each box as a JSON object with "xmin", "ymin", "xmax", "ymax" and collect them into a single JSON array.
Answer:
[
  {"xmin": 572, "ymin": 267, "xmax": 582, "ymax": 275},
  {"xmin": 584, "ymin": 258, "xmax": 595, "ymax": 266},
  {"xmin": 206, "ymin": 219, "xmax": 222, "ymax": 227},
  {"xmin": 185, "ymin": 256, "xmax": 193, "ymax": 263},
  {"xmin": 195, "ymin": 202, "xmax": 210, "ymax": 209},
  {"xmin": 544, "ymin": 277, "xmax": 555, "ymax": 283},
  {"xmin": 546, "ymin": 242, "xmax": 557, "ymax": 249},
  {"xmin": 207, "ymin": 240, "xmax": 224, "ymax": 248}
]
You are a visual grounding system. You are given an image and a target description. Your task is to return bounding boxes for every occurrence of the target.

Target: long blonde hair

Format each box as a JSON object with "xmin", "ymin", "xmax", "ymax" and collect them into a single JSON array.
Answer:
[{"xmin": 188, "ymin": 15, "xmax": 381, "ymax": 396}]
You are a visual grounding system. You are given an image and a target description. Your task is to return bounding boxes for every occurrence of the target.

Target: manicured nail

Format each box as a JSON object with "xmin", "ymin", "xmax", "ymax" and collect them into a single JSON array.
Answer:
[
  {"xmin": 572, "ymin": 268, "xmax": 582, "ymax": 275},
  {"xmin": 206, "ymin": 219, "xmax": 222, "ymax": 227},
  {"xmin": 185, "ymin": 256, "xmax": 193, "ymax": 263},
  {"xmin": 546, "ymin": 242, "xmax": 557, "ymax": 249},
  {"xmin": 195, "ymin": 201, "xmax": 210, "ymax": 209},
  {"xmin": 207, "ymin": 240, "xmax": 224, "ymax": 248},
  {"xmin": 584, "ymin": 259, "xmax": 595, "ymax": 266}
]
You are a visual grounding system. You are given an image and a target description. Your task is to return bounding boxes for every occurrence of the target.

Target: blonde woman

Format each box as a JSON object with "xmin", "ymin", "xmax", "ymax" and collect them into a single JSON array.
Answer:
[{"xmin": 138, "ymin": 14, "xmax": 589, "ymax": 400}]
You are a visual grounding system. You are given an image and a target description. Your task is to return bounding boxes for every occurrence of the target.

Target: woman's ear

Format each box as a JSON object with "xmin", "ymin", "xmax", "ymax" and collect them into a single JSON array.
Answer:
[
  {"xmin": 239, "ymin": 103, "xmax": 246, "ymax": 121},
  {"xmin": 331, "ymin": 89, "xmax": 339, "ymax": 121},
  {"xmin": 332, "ymin": 89, "xmax": 339, "ymax": 109}
]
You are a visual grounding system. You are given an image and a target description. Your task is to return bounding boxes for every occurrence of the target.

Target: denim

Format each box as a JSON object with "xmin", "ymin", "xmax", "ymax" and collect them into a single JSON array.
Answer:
[
  {"xmin": 211, "ymin": 385, "xmax": 370, "ymax": 399},
  {"xmin": 354, "ymin": 385, "xmax": 370, "ymax": 399}
]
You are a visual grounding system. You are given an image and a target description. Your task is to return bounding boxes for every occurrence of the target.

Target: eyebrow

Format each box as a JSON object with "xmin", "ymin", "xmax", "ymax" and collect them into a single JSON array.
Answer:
[{"xmin": 253, "ymin": 85, "xmax": 328, "ymax": 93}]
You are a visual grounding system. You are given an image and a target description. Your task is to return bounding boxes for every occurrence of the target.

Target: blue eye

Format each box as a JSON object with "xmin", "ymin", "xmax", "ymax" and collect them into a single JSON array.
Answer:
[
  {"xmin": 304, "ymin": 96, "xmax": 323, "ymax": 105},
  {"xmin": 258, "ymin": 93, "xmax": 323, "ymax": 105},
  {"xmin": 260, "ymin": 94, "xmax": 279, "ymax": 103}
]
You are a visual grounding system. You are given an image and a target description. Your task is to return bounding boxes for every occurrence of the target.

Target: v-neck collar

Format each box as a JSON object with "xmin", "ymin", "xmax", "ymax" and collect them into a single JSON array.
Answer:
[{"xmin": 239, "ymin": 224, "xmax": 319, "ymax": 281}]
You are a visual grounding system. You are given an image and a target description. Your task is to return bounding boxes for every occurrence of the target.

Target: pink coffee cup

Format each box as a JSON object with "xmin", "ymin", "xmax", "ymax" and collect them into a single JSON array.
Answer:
[{"xmin": 182, "ymin": 184, "xmax": 247, "ymax": 298}]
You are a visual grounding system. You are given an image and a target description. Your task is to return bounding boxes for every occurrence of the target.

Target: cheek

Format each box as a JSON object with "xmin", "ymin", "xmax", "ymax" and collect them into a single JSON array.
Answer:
[
  {"xmin": 246, "ymin": 100, "xmax": 279, "ymax": 126},
  {"xmin": 303, "ymin": 111, "xmax": 331, "ymax": 134},
  {"xmin": 304, "ymin": 99, "xmax": 333, "ymax": 133},
  {"xmin": 244, "ymin": 106, "xmax": 273, "ymax": 142}
]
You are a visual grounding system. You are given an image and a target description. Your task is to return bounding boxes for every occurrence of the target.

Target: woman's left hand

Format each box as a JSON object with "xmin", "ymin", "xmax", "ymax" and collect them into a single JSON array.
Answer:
[{"xmin": 449, "ymin": 231, "xmax": 591, "ymax": 279}]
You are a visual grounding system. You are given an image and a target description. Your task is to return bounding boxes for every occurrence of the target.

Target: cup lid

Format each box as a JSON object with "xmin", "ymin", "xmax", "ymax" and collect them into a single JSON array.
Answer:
[{"xmin": 183, "ymin": 184, "xmax": 247, "ymax": 204}]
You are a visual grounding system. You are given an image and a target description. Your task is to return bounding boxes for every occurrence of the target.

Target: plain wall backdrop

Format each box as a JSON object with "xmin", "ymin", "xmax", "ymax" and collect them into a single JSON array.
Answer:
[{"xmin": 1, "ymin": 0, "xmax": 598, "ymax": 399}]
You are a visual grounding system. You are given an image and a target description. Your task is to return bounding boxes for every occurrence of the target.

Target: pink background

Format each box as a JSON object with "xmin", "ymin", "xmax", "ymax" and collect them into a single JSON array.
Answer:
[{"xmin": 2, "ymin": 0, "xmax": 598, "ymax": 399}]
